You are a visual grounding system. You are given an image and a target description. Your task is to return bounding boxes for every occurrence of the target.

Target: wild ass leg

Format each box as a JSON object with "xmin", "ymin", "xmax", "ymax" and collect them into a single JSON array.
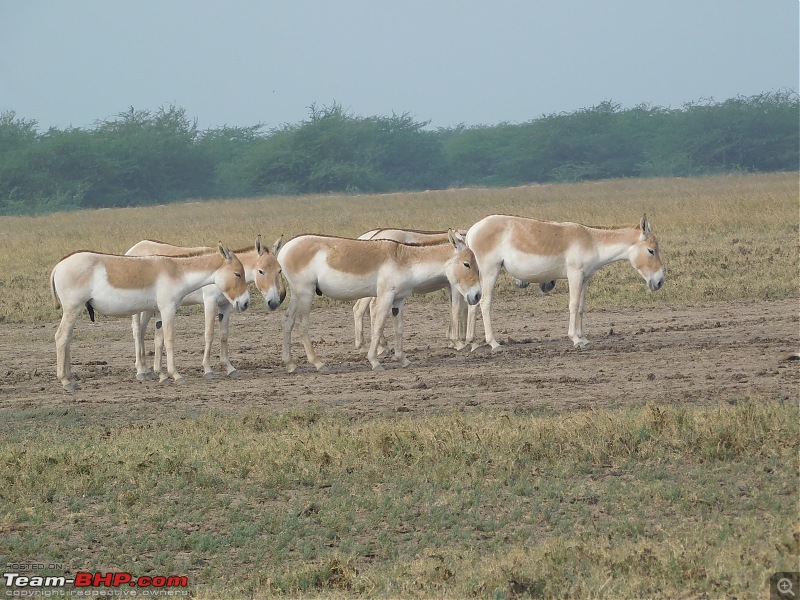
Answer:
[
  {"xmin": 353, "ymin": 297, "xmax": 370, "ymax": 350},
  {"xmin": 445, "ymin": 288, "xmax": 456, "ymax": 347},
  {"xmin": 55, "ymin": 307, "xmax": 82, "ymax": 392},
  {"xmin": 132, "ymin": 313, "xmax": 145, "ymax": 378},
  {"xmin": 132, "ymin": 311, "xmax": 156, "ymax": 381},
  {"xmin": 567, "ymin": 269, "xmax": 590, "ymax": 348},
  {"xmin": 471, "ymin": 264, "xmax": 502, "ymax": 351},
  {"xmin": 282, "ymin": 293, "xmax": 300, "ymax": 373},
  {"xmin": 449, "ymin": 290, "xmax": 468, "ymax": 350},
  {"xmin": 457, "ymin": 294, "xmax": 468, "ymax": 344},
  {"xmin": 366, "ymin": 297, "xmax": 389, "ymax": 355},
  {"xmin": 283, "ymin": 290, "xmax": 326, "ymax": 373},
  {"xmin": 153, "ymin": 314, "xmax": 164, "ymax": 379},
  {"xmin": 218, "ymin": 303, "xmax": 238, "ymax": 377},
  {"xmin": 298, "ymin": 299, "xmax": 326, "ymax": 372},
  {"xmin": 575, "ymin": 276, "xmax": 590, "ymax": 347},
  {"xmin": 200, "ymin": 299, "xmax": 217, "ymax": 379},
  {"xmin": 159, "ymin": 310, "xmax": 186, "ymax": 384},
  {"xmin": 376, "ymin": 298, "xmax": 391, "ymax": 355},
  {"xmin": 390, "ymin": 300, "xmax": 412, "ymax": 368},
  {"xmin": 367, "ymin": 293, "xmax": 394, "ymax": 371}
]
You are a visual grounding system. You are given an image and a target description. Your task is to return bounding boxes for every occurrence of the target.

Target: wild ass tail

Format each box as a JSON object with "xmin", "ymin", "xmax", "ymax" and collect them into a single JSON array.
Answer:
[{"xmin": 50, "ymin": 268, "xmax": 61, "ymax": 310}]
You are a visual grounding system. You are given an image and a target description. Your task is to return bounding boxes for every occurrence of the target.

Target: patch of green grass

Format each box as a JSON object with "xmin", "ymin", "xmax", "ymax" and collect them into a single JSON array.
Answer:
[{"xmin": 1, "ymin": 398, "xmax": 797, "ymax": 597}]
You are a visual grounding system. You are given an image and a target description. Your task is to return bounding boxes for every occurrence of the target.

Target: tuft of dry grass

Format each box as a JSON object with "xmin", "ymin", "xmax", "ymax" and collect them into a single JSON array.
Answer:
[{"xmin": 0, "ymin": 172, "xmax": 797, "ymax": 323}]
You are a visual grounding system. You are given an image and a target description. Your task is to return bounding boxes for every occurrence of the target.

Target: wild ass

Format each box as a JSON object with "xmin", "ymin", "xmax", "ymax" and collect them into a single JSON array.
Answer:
[
  {"xmin": 126, "ymin": 235, "xmax": 285, "ymax": 380},
  {"xmin": 50, "ymin": 243, "xmax": 250, "ymax": 391},
  {"xmin": 465, "ymin": 214, "xmax": 664, "ymax": 350},
  {"xmin": 278, "ymin": 230, "xmax": 482, "ymax": 373},
  {"xmin": 353, "ymin": 228, "xmax": 468, "ymax": 352},
  {"xmin": 354, "ymin": 228, "xmax": 558, "ymax": 352}
]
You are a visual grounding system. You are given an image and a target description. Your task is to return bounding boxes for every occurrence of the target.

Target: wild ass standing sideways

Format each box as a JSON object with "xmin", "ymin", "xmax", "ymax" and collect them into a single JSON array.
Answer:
[
  {"xmin": 353, "ymin": 228, "xmax": 468, "ymax": 352},
  {"xmin": 50, "ymin": 243, "xmax": 250, "ymax": 391},
  {"xmin": 354, "ymin": 228, "xmax": 558, "ymax": 351},
  {"xmin": 279, "ymin": 230, "xmax": 482, "ymax": 372},
  {"xmin": 125, "ymin": 235, "xmax": 284, "ymax": 380},
  {"xmin": 465, "ymin": 214, "xmax": 664, "ymax": 350}
]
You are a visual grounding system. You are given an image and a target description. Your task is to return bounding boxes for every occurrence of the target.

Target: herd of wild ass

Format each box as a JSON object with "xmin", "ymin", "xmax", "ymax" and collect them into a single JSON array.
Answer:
[{"xmin": 49, "ymin": 213, "xmax": 665, "ymax": 391}]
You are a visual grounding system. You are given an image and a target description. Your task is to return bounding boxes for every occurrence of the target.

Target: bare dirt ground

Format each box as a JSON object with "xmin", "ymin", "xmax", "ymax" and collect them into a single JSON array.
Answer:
[{"xmin": 1, "ymin": 296, "xmax": 797, "ymax": 424}]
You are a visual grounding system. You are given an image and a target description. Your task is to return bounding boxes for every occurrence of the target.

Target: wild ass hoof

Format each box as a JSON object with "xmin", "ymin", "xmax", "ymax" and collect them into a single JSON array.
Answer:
[
  {"xmin": 159, "ymin": 375, "xmax": 171, "ymax": 385},
  {"xmin": 315, "ymin": 364, "xmax": 329, "ymax": 373},
  {"xmin": 399, "ymin": 358, "xmax": 412, "ymax": 368},
  {"xmin": 203, "ymin": 372, "xmax": 217, "ymax": 380},
  {"xmin": 285, "ymin": 362, "xmax": 297, "ymax": 374},
  {"xmin": 371, "ymin": 363, "xmax": 385, "ymax": 372},
  {"xmin": 136, "ymin": 370, "xmax": 157, "ymax": 381},
  {"xmin": 491, "ymin": 344, "xmax": 504, "ymax": 353},
  {"xmin": 227, "ymin": 369, "xmax": 242, "ymax": 379},
  {"xmin": 512, "ymin": 278, "xmax": 530, "ymax": 288},
  {"xmin": 175, "ymin": 376, "xmax": 188, "ymax": 385},
  {"xmin": 573, "ymin": 339, "xmax": 592, "ymax": 349},
  {"xmin": 62, "ymin": 381, "xmax": 79, "ymax": 392}
]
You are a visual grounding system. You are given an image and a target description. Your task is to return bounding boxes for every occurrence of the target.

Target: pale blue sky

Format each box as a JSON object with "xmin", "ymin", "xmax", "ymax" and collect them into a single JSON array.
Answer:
[{"xmin": 1, "ymin": 0, "xmax": 797, "ymax": 131}]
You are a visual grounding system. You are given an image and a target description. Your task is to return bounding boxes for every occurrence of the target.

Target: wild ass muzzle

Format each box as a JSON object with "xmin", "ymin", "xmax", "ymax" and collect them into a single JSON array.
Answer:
[
  {"xmin": 50, "ymin": 242, "xmax": 250, "ymax": 391},
  {"xmin": 465, "ymin": 214, "xmax": 664, "ymax": 350},
  {"xmin": 126, "ymin": 235, "xmax": 284, "ymax": 380},
  {"xmin": 278, "ymin": 230, "xmax": 482, "ymax": 373}
]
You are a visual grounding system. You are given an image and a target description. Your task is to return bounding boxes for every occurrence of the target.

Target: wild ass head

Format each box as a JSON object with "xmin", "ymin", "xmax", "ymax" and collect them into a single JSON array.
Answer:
[
  {"xmin": 215, "ymin": 242, "xmax": 250, "ymax": 311},
  {"xmin": 254, "ymin": 234, "xmax": 286, "ymax": 311},
  {"xmin": 628, "ymin": 215, "xmax": 665, "ymax": 292},
  {"xmin": 445, "ymin": 229, "xmax": 482, "ymax": 305}
]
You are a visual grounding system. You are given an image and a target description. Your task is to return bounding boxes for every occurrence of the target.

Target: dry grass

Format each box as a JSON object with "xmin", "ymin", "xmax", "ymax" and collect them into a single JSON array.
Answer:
[
  {"xmin": 0, "ymin": 172, "xmax": 797, "ymax": 322},
  {"xmin": 1, "ymin": 399, "xmax": 797, "ymax": 598}
]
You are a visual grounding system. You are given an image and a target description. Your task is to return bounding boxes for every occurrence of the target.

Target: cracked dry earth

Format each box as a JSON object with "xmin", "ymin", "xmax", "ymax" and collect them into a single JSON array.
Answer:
[{"xmin": 1, "ymin": 297, "xmax": 797, "ymax": 423}]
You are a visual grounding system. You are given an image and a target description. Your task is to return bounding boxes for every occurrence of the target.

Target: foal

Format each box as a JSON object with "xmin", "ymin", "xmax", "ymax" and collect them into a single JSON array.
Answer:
[
  {"xmin": 465, "ymin": 214, "xmax": 664, "ymax": 350},
  {"xmin": 279, "ymin": 230, "xmax": 482, "ymax": 372}
]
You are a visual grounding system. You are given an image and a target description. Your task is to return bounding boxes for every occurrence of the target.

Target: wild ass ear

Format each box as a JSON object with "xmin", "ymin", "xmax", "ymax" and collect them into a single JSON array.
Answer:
[
  {"xmin": 639, "ymin": 214, "xmax": 651, "ymax": 240},
  {"xmin": 272, "ymin": 234, "xmax": 285, "ymax": 256},
  {"xmin": 448, "ymin": 228, "xmax": 466, "ymax": 251},
  {"xmin": 255, "ymin": 234, "xmax": 266, "ymax": 256},
  {"xmin": 218, "ymin": 241, "xmax": 234, "ymax": 261}
]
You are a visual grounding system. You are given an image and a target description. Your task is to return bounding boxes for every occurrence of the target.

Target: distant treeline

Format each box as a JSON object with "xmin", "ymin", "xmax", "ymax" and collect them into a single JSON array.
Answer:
[{"xmin": 0, "ymin": 92, "xmax": 797, "ymax": 215}]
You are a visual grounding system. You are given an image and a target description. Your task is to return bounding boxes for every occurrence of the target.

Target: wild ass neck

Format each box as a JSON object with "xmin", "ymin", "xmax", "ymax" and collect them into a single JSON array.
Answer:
[
  {"xmin": 163, "ymin": 252, "xmax": 231, "ymax": 296},
  {"xmin": 583, "ymin": 225, "xmax": 641, "ymax": 271},
  {"xmin": 392, "ymin": 242, "xmax": 454, "ymax": 285}
]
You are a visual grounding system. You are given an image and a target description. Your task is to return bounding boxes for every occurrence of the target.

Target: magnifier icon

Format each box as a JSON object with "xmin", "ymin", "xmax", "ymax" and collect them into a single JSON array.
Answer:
[{"xmin": 778, "ymin": 578, "xmax": 796, "ymax": 598}]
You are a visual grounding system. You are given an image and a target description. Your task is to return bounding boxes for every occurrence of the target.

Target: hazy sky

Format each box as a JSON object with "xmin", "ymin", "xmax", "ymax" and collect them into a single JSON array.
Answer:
[{"xmin": 1, "ymin": 1, "xmax": 797, "ymax": 131}]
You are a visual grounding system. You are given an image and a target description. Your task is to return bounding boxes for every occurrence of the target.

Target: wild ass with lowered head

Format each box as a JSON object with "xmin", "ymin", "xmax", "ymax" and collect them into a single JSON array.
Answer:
[
  {"xmin": 50, "ymin": 243, "xmax": 250, "ymax": 391},
  {"xmin": 354, "ymin": 228, "xmax": 468, "ymax": 352},
  {"xmin": 279, "ymin": 230, "xmax": 482, "ymax": 372},
  {"xmin": 465, "ymin": 214, "xmax": 664, "ymax": 350},
  {"xmin": 126, "ymin": 235, "xmax": 284, "ymax": 380},
  {"xmin": 354, "ymin": 228, "xmax": 558, "ymax": 352}
]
